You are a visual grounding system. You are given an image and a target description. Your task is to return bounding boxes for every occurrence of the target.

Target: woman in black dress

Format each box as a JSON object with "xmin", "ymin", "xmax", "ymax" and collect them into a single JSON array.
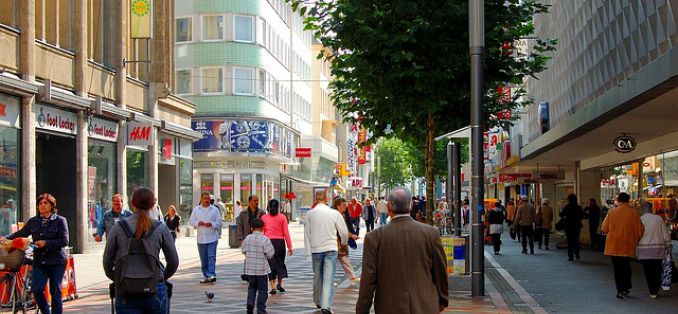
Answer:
[{"xmin": 164, "ymin": 205, "xmax": 181, "ymax": 240}]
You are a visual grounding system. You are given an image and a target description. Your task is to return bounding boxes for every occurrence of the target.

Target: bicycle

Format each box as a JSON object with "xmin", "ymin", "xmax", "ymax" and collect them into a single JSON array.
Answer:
[{"xmin": 0, "ymin": 245, "xmax": 35, "ymax": 314}]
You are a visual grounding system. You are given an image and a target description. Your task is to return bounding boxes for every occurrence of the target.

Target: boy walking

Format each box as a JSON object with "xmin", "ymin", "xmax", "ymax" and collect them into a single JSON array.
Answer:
[{"xmin": 241, "ymin": 219, "xmax": 275, "ymax": 314}]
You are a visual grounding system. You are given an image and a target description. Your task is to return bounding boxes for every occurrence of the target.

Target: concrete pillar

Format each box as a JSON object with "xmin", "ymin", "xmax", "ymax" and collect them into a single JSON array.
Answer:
[
  {"xmin": 20, "ymin": 1, "xmax": 36, "ymax": 218},
  {"xmin": 118, "ymin": 121, "xmax": 127, "ymax": 203},
  {"xmin": 75, "ymin": 111, "xmax": 89, "ymax": 253},
  {"xmin": 73, "ymin": 0, "xmax": 87, "ymax": 97},
  {"xmin": 115, "ymin": 0, "xmax": 127, "ymax": 202}
]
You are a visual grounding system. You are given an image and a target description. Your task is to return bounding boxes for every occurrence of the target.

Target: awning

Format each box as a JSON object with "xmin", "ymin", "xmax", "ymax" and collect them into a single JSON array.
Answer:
[
  {"xmin": 435, "ymin": 126, "xmax": 471, "ymax": 142},
  {"xmin": 282, "ymin": 175, "xmax": 328, "ymax": 187}
]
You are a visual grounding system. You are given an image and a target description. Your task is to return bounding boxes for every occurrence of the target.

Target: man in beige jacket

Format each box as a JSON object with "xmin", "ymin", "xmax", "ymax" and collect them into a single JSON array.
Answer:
[{"xmin": 514, "ymin": 196, "xmax": 536, "ymax": 254}]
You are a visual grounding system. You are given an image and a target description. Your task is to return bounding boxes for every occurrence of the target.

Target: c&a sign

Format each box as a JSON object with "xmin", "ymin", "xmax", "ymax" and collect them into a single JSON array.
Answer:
[{"xmin": 127, "ymin": 122, "xmax": 154, "ymax": 146}]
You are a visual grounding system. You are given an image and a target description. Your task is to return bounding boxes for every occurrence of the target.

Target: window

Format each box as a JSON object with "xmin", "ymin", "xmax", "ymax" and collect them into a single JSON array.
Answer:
[
  {"xmin": 274, "ymin": 81, "xmax": 280, "ymax": 104},
  {"xmin": 175, "ymin": 70, "xmax": 192, "ymax": 95},
  {"xmin": 234, "ymin": 15, "xmax": 254, "ymax": 43},
  {"xmin": 202, "ymin": 15, "xmax": 224, "ymax": 41},
  {"xmin": 176, "ymin": 18, "xmax": 192, "ymax": 42},
  {"xmin": 258, "ymin": 70, "xmax": 266, "ymax": 97},
  {"xmin": 233, "ymin": 67, "xmax": 255, "ymax": 95},
  {"xmin": 201, "ymin": 67, "xmax": 224, "ymax": 94}
]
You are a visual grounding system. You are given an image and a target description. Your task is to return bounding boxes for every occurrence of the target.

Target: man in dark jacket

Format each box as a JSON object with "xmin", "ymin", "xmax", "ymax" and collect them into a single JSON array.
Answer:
[
  {"xmin": 236, "ymin": 195, "xmax": 266, "ymax": 243},
  {"xmin": 357, "ymin": 187, "xmax": 448, "ymax": 314}
]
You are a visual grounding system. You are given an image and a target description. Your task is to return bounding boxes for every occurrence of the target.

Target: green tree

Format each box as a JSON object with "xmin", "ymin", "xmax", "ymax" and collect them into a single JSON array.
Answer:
[
  {"xmin": 376, "ymin": 137, "xmax": 412, "ymax": 190},
  {"xmin": 288, "ymin": 0, "xmax": 556, "ymax": 223}
]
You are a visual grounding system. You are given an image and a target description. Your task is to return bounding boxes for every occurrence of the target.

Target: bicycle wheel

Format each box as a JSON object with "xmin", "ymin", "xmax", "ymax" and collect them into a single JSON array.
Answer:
[{"xmin": 0, "ymin": 274, "xmax": 14, "ymax": 308}]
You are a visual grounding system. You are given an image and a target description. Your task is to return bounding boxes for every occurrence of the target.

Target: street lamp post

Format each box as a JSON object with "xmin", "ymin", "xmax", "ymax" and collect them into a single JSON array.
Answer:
[{"xmin": 469, "ymin": 0, "xmax": 485, "ymax": 297}]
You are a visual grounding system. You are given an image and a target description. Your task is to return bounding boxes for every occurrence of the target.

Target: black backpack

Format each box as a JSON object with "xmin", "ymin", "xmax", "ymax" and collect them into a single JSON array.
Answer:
[{"xmin": 114, "ymin": 220, "xmax": 163, "ymax": 297}]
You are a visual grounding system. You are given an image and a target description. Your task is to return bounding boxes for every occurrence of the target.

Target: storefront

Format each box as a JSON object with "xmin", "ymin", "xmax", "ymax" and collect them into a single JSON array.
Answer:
[
  {"xmin": 34, "ymin": 103, "xmax": 78, "ymax": 249},
  {"xmin": 192, "ymin": 119, "xmax": 297, "ymax": 221},
  {"xmin": 0, "ymin": 94, "xmax": 21, "ymax": 235},
  {"xmin": 86, "ymin": 117, "xmax": 118, "ymax": 243},
  {"xmin": 157, "ymin": 132, "xmax": 195, "ymax": 222}
]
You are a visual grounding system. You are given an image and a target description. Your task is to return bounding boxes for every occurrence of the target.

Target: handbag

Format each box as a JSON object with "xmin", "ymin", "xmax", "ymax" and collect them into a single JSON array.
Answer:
[
  {"xmin": 555, "ymin": 218, "xmax": 566, "ymax": 231},
  {"xmin": 662, "ymin": 252, "xmax": 673, "ymax": 290}
]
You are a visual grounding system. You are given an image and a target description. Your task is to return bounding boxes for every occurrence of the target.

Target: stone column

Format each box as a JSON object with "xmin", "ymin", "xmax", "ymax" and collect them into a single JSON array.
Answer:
[
  {"xmin": 20, "ymin": 0, "xmax": 36, "ymax": 218},
  {"xmin": 73, "ymin": 0, "xmax": 87, "ymax": 97},
  {"xmin": 75, "ymin": 111, "xmax": 89, "ymax": 253},
  {"xmin": 115, "ymin": 0, "xmax": 128, "ymax": 202}
]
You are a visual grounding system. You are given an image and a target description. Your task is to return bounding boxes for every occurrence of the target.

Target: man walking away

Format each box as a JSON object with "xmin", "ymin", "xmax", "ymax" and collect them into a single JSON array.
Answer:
[
  {"xmin": 190, "ymin": 192, "xmax": 223, "ymax": 283},
  {"xmin": 376, "ymin": 197, "xmax": 388, "ymax": 226},
  {"xmin": 362, "ymin": 198, "xmax": 377, "ymax": 233},
  {"xmin": 242, "ymin": 219, "xmax": 275, "ymax": 314},
  {"xmin": 514, "ymin": 196, "xmax": 536, "ymax": 254},
  {"xmin": 356, "ymin": 187, "xmax": 448, "ymax": 314},
  {"xmin": 306, "ymin": 190, "xmax": 349, "ymax": 314},
  {"xmin": 536, "ymin": 198, "xmax": 554, "ymax": 250},
  {"xmin": 585, "ymin": 198, "xmax": 601, "ymax": 250}
]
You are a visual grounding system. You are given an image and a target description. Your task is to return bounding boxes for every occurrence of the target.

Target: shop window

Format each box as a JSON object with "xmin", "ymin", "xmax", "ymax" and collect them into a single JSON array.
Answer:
[
  {"xmin": 176, "ymin": 17, "xmax": 192, "ymax": 42},
  {"xmin": 87, "ymin": 141, "xmax": 116, "ymax": 242},
  {"xmin": 178, "ymin": 158, "xmax": 193, "ymax": 222},
  {"xmin": 240, "ymin": 173, "xmax": 253, "ymax": 203},
  {"xmin": 220, "ymin": 174, "xmax": 234, "ymax": 221},
  {"xmin": 200, "ymin": 173, "xmax": 214, "ymax": 197},
  {"xmin": 126, "ymin": 149, "xmax": 147, "ymax": 198},
  {"xmin": 0, "ymin": 127, "xmax": 20, "ymax": 236}
]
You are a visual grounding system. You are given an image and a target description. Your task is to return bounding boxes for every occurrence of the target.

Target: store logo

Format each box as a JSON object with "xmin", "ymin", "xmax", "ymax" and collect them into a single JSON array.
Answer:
[
  {"xmin": 37, "ymin": 108, "xmax": 46, "ymax": 128},
  {"xmin": 614, "ymin": 135, "xmax": 636, "ymax": 153}
]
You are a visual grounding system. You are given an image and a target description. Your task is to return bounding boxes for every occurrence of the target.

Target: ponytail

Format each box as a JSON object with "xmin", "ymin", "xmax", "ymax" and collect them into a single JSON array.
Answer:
[{"xmin": 131, "ymin": 187, "xmax": 156, "ymax": 238}]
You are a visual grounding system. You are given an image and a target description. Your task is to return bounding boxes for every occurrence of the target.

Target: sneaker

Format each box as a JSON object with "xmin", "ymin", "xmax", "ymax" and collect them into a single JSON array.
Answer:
[
  {"xmin": 494, "ymin": 252, "xmax": 500, "ymax": 255},
  {"xmin": 269, "ymin": 289, "xmax": 277, "ymax": 295},
  {"xmin": 208, "ymin": 276, "xmax": 216, "ymax": 283},
  {"xmin": 321, "ymin": 309, "xmax": 334, "ymax": 314},
  {"xmin": 276, "ymin": 285, "xmax": 286, "ymax": 293},
  {"xmin": 200, "ymin": 277, "xmax": 211, "ymax": 284},
  {"xmin": 521, "ymin": 250, "xmax": 527, "ymax": 254},
  {"xmin": 650, "ymin": 294, "xmax": 658, "ymax": 299}
]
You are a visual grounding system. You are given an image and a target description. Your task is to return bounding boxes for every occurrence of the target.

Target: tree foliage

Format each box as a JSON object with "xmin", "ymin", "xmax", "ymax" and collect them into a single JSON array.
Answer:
[
  {"xmin": 375, "ymin": 137, "xmax": 412, "ymax": 190},
  {"xmin": 288, "ymin": 0, "xmax": 556, "ymax": 222}
]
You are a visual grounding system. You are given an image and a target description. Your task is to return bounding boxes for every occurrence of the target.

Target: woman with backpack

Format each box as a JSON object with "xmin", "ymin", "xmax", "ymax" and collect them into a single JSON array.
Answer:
[
  {"xmin": 103, "ymin": 187, "xmax": 179, "ymax": 313},
  {"xmin": 3, "ymin": 193, "xmax": 69, "ymax": 314}
]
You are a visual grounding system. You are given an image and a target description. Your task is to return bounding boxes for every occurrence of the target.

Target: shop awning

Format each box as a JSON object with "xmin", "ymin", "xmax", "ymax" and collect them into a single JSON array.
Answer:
[{"xmin": 282, "ymin": 175, "xmax": 328, "ymax": 187}]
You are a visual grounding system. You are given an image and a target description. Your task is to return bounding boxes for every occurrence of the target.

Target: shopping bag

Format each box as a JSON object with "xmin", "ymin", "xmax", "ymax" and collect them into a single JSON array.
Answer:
[{"xmin": 662, "ymin": 252, "xmax": 672, "ymax": 291}]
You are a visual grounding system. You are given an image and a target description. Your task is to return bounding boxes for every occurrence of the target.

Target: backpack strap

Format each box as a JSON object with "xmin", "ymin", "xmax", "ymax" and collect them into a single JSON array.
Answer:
[
  {"xmin": 145, "ymin": 221, "xmax": 162, "ymax": 238},
  {"xmin": 118, "ymin": 219, "xmax": 134, "ymax": 239}
]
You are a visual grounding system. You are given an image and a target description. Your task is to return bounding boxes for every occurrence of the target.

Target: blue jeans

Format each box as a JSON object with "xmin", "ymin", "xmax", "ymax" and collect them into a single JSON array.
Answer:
[
  {"xmin": 312, "ymin": 251, "xmax": 337, "ymax": 310},
  {"xmin": 32, "ymin": 264, "xmax": 66, "ymax": 314},
  {"xmin": 379, "ymin": 213, "xmax": 388, "ymax": 225},
  {"xmin": 198, "ymin": 241, "xmax": 218, "ymax": 278},
  {"xmin": 115, "ymin": 282, "xmax": 168, "ymax": 314},
  {"xmin": 247, "ymin": 275, "xmax": 268, "ymax": 313}
]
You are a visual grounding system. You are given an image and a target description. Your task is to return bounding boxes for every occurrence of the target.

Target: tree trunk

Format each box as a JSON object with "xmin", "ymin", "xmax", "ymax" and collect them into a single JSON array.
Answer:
[{"xmin": 425, "ymin": 112, "xmax": 436, "ymax": 225}]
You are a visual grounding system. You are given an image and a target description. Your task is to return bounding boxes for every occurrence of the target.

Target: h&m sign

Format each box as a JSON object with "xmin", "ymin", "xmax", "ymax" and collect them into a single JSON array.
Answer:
[{"xmin": 127, "ymin": 122, "xmax": 154, "ymax": 146}]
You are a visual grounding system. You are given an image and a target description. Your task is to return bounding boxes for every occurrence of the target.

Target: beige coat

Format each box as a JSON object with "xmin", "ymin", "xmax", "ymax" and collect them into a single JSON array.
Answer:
[
  {"xmin": 514, "ymin": 203, "xmax": 536, "ymax": 227},
  {"xmin": 356, "ymin": 216, "xmax": 449, "ymax": 314},
  {"xmin": 537, "ymin": 205, "xmax": 554, "ymax": 229}
]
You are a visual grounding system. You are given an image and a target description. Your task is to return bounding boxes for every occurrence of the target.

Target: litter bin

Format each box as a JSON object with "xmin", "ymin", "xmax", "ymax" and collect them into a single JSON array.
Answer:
[{"xmin": 229, "ymin": 224, "xmax": 240, "ymax": 248}]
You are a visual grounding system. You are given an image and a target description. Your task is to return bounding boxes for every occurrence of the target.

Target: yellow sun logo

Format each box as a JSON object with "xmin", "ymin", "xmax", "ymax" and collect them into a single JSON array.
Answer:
[{"xmin": 132, "ymin": 0, "xmax": 150, "ymax": 17}]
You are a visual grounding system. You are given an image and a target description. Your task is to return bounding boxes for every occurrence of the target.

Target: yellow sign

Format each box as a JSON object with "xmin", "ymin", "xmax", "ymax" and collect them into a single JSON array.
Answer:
[
  {"xmin": 441, "ymin": 237, "xmax": 455, "ymax": 274},
  {"xmin": 130, "ymin": 0, "xmax": 152, "ymax": 38}
]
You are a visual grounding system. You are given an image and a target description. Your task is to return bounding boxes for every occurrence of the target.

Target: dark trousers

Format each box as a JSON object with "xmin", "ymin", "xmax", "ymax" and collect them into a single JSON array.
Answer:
[
  {"xmin": 365, "ymin": 219, "xmax": 375, "ymax": 232},
  {"xmin": 520, "ymin": 225, "xmax": 534, "ymax": 253},
  {"xmin": 268, "ymin": 239, "xmax": 288, "ymax": 281},
  {"xmin": 32, "ymin": 264, "xmax": 67, "ymax": 314},
  {"xmin": 611, "ymin": 256, "xmax": 633, "ymax": 293},
  {"xmin": 351, "ymin": 217, "xmax": 361, "ymax": 235},
  {"xmin": 247, "ymin": 275, "xmax": 269, "ymax": 313},
  {"xmin": 589, "ymin": 225, "xmax": 599, "ymax": 249},
  {"xmin": 491, "ymin": 233, "xmax": 501, "ymax": 253},
  {"xmin": 536, "ymin": 228, "xmax": 550, "ymax": 248},
  {"xmin": 566, "ymin": 228, "xmax": 581, "ymax": 259},
  {"xmin": 641, "ymin": 259, "xmax": 663, "ymax": 295},
  {"xmin": 516, "ymin": 225, "xmax": 522, "ymax": 241}
]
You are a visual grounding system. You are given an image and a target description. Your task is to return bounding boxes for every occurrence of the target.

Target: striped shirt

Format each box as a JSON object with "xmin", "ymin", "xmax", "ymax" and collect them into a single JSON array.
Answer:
[{"xmin": 241, "ymin": 231, "xmax": 275, "ymax": 276}]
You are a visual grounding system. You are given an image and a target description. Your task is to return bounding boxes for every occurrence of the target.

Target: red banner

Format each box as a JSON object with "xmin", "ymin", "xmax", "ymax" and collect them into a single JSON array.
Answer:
[{"xmin": 295, "ymin": 147, "xmax": 312, "ymax": 158}]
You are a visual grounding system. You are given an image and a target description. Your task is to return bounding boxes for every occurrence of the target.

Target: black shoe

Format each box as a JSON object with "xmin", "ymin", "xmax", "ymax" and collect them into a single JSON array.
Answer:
[
  {"xmin": 495, "ymin": 252, "xmax": 500, "ymax": 255},
  {"xmin": 316, "ymin": 304, "xmax": 321, "ymax": 309},
  {"xmin": 321, "ymin": 309, "xmax": 333, "ymax": 314},
  {"xmin": 530, "ymin": 250, "xmax": 534, "ymax": 255},
  {"xmin": 616, "ymin": 293, "xmax": 624, "ymax": 299},
  {"xmin": 276, "ymin": 285, "xmax": 286, "ymax": 293},
  {"xmin": 545, "ymin": 247, "xmax": 550, "ymax": 250},
  {"xmin": 568, "ymin": 258, "xmax": 574, "ymax": 261},
  {"xmin": 209, "ymin": 276, "xmax": 216, "ymax": 283},
  {"xmin": 622, "ymin": 290, "xmax": 630, "ymax": 296},
  {"xmin": 521, "ymin": 250, "xmax": 527, "ymax": 254},
  {"xmin": 269, "ymin": 289, "xmax": 277, "ymax": 295},
  {"xmin": 576, "ymin": 254, "xmax": 580, "ymax": 260}
]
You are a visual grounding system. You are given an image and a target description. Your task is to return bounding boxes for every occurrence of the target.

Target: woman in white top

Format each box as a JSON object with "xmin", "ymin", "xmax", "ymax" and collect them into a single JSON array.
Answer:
[{"xmin": 637, "ymin": 202, "xmax": 672, "ymax": 299}]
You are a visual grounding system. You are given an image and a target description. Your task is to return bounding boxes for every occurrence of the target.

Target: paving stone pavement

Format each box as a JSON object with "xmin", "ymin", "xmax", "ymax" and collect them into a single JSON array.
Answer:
[{"xmin": 62, "ymin": 222, "xmax": 504, "ymax": 313}]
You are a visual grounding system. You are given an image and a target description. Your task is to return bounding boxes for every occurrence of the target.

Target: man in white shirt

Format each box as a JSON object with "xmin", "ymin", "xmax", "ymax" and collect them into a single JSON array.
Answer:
[
  {"xmin": 376, "ymin": 197, "xmax": 389, "ymax": 226},
  {"xmin": 305, "ymin": 190, "xmax": 349, "ymax": 314},
  {"xmin": 190, "ymin": 192, "xmax": 223, "ymax": 284}
]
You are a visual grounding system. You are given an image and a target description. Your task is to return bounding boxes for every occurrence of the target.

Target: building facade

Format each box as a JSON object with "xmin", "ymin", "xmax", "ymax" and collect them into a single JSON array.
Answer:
[
  {"xmin": 0, "ymin": 0, "xmax": 200, "ymax": 253},
  {"xmin": 510, "ymin": 0, "xmax": 678, "ymax": 236},
  {"xmin": 176, "ymin": 1, "xmax": 324, "ymax": 219}
]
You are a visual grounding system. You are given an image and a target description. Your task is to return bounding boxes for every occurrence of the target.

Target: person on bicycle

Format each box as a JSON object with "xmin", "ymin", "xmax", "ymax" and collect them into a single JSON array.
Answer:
[{"xmin": 3, "ymin": 193, "xmax": 69, "ymax": 314}]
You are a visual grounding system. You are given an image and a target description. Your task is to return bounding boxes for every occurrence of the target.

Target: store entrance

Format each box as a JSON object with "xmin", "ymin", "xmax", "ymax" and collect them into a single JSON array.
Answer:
[
  {"xmin": 158, "ymin": 164, "xmax": 177, "ymax": 216},
  {"xmin": 36, "ymin": 132, "xmax": 77, "ymax": 251}
]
